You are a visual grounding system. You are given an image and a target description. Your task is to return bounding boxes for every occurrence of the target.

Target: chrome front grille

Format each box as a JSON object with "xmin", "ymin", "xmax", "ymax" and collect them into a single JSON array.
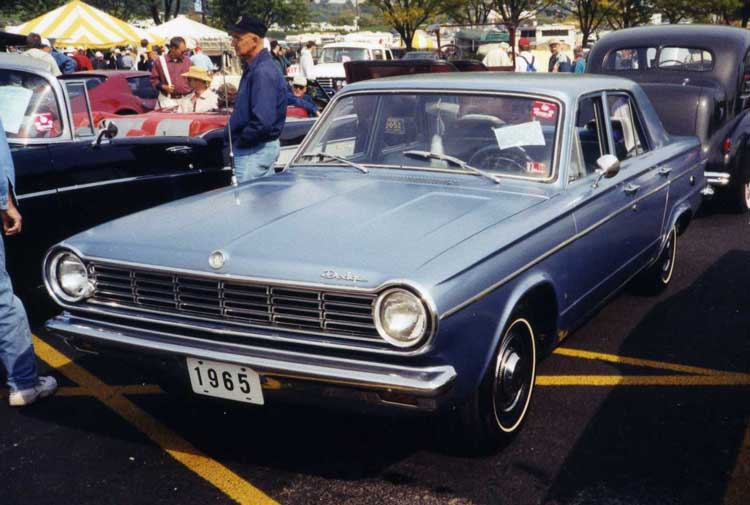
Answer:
[
  {"xmin": 316, "ymin": 77, "xmax": 334, "ymax": 89},
  {"xmin": 88, "ymin": 263, "xmax": 380, "ymax": 341}
]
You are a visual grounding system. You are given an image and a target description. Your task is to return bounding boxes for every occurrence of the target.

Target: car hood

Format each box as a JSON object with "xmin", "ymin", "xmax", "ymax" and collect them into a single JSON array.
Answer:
[
  {"xmin": 310, "ymin": 63, "xmax": 346, "ymax": 78},
  {"xmin": 66, "ymin": 170, "xmax": 548, "ymax": 288}
]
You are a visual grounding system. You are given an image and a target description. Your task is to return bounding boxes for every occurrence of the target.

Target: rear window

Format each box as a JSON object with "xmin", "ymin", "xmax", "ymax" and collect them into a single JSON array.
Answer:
[{"xmin": 604, "ymin": 47, "xmax": 713, "ymax": 72}]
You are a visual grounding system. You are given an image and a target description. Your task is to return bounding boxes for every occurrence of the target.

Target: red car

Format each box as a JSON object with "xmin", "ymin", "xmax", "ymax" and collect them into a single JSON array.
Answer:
[{"xmin": 60, "ymin": 71, "xmax": 158, "ymax": 115}]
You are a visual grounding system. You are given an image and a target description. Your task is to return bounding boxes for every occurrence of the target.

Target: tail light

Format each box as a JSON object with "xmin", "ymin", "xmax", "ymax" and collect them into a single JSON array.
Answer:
[{"xmin": 723, "ymin": 138, "xmax": 732, "ymax": 154}]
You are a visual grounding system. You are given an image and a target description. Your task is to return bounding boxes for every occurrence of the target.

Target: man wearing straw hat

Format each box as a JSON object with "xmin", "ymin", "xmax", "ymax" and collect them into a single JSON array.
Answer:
[{"xmin": 178, "ymin": 66, "xmax": 219, "ymax": 113}]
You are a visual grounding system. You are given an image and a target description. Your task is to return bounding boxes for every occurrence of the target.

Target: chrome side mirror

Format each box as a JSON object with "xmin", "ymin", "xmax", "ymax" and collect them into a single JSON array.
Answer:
[
  {"xmin": 92, "ymin": 122, "xmax": 118, "ymax": 147},
  {"xmin": 592, "ymin": 154, "xmax": 620, "ymax": 188}
]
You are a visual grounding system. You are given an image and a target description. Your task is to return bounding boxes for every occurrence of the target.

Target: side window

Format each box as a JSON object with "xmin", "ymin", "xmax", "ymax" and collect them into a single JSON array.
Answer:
[
  {"xmin": 607, "ymin": 94, "xmax": 648, "ymax": 161},
  {"xmin": 63, "ymin": 81, "xmax": 95, "ymax": 137},
  {"xmin": 385, "ymin": 50, "xmax": 393, "ymax": 60},
  {"xmin": 372, "ymin": 49, "xmax": 384, "ymax": 60},
  {"xmin": 573, "ymin": 96, "xmax": 606, "ymax": 179},
  {"xmin": 0, "ymin": 69, "xmax": 63, "ymax": 140},
  {"xmin": 127, "ymin": 77, "xmax": 158, "ymax": 99}
]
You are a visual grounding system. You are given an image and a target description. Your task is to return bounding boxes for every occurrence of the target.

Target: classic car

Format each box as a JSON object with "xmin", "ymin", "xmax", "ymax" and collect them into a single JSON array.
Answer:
[
  {"xmin": 0, "ymin": 53, "xmax": 231, "ymax": 298},
  {"xmin": 309, "ymin": 42, "xmax": 395, "ymax": 95},
  {"xmin": 587, "ymin": 25, "xmax": 750, "ymax": 212},
  {"xmin": 44, "ymin": 74, "xmax": 705, "ymax": 449},
  {"xmin": 59, "ymin": 70, "xmax": 158, "ymax": 115}
]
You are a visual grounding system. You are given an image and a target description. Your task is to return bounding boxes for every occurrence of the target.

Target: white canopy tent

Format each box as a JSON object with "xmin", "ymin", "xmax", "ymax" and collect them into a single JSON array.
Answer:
[{"xmin": 148, "ymin": 15, "xmax": 229, "ymax": 46}]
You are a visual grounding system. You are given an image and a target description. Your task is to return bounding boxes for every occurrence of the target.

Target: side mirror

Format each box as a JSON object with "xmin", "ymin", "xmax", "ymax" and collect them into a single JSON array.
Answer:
[
  {"xmin": 92, "ymin": 122, "xmax": 118, "ymax": 147},
  {"xmin": 592, "ymin": 154, "xmax": 620, "ymax": 188}
]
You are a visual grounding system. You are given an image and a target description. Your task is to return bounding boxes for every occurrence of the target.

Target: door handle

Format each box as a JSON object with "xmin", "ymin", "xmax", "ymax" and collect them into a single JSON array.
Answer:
[
  {"xmin": 166, "ymin": 145, "xmax": 193, "ymax": 155},
  {"xmin": 623, "ymin": 183, "xmax": 641, "ymax": 195},
  {"xmin": 658, "ymin": 167, "xmax": 672, "ymax": 177}
]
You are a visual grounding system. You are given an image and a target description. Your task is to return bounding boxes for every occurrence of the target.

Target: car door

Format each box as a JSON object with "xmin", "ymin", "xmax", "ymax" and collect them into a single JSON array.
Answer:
[
  {"xmin": 51, "ymin": 80, "xmax": 229, "ymax": 240},
  {"xmin": 563, "ymin": 92, "xmax": 667, "ymax": 322}
]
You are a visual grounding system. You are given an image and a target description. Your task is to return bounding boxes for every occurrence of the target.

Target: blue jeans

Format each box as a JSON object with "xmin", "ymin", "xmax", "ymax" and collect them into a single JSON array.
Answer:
[
  {"xmin": 234, "ymin": 140, "xmax": 280, "ymax": 183},
  {"xmin": 0, "ymin": 234, "xmax": 37, "ymax": 391}
]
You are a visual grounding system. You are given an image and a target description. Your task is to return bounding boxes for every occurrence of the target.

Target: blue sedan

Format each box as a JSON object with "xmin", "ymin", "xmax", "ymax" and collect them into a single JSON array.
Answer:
[{"xmin": 44, "ymin": 74, "xmax": 705, "ymax": 450}]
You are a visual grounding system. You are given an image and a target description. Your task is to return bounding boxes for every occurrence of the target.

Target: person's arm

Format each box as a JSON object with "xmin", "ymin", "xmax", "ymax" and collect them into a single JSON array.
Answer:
[
  {"xmin": 239, "ymin": 67, "xmax": 286, "ymax": 145},
  {"xmin": 0, "ymin": 120, "xmax": 21, "ymax": 236},
  {"xmin": 150, "ymin": 59, "xmax": 163, "ymax": 92}
]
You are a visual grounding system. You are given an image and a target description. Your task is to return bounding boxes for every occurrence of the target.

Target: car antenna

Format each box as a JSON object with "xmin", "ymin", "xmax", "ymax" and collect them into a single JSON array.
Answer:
[{"xmin": 221, "ymin": 42, "xmax": 238, "ymax": 189}]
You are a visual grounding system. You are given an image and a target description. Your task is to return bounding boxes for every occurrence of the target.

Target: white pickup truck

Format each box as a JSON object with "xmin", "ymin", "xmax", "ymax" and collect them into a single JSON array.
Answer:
[{"xmin": 308, "ymin": 42, "xmax": 394, "ymax": 95}]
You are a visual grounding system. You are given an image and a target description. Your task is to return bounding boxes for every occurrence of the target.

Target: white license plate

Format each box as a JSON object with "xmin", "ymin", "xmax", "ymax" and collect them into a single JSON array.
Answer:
[{"xmin": 186, "ymin": 357, "xmax": 264, "ymax": 405}]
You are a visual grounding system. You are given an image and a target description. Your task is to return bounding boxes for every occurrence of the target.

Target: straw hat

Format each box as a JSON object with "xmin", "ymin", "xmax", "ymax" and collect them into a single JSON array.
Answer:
[{"xmin": 181, "ymin": 66, "xmax": 212, "ymax": 83}]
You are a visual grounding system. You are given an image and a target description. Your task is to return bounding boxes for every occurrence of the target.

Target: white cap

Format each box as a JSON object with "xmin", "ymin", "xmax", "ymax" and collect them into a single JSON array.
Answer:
[
  {"xmin": 292, "ymin": 75, "xmax": 307, "ymax": 87},
  {"xmin": 95, "ymin": 51, "xmax": 103, "ymax": 58},
  {"xmin": 41, "ymin": 38, "xmax": 51, "ymax": 47}
]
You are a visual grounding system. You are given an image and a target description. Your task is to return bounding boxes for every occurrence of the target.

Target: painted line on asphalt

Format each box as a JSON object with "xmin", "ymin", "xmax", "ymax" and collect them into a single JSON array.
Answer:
[
  {"xmin": 536, "ymin": 375, "xmax": 750, "ymax": 386},
  {"xmin": 554, "ymin": 347, "xmax": 750, "ymax": 377},
  {"xmin": 32, "ymin": 335, "xmax": 278, "ymax": 505},
  {"xmin": 724, "ymin": 420, "xmax": 750, "ymax": 505}
]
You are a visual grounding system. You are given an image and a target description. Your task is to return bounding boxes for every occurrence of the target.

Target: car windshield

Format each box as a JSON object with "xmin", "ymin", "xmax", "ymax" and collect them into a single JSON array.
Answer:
[
  {"xmin": 319, "ymin": 48, "xmax": 369, "ymax": 63},
  {"xmin": 0, "ymin": 69, "xmax": 63, "ymax": 140},
  {"xmin": 295, "ymin": 92, "xmax": 560, "ymax": 181}
]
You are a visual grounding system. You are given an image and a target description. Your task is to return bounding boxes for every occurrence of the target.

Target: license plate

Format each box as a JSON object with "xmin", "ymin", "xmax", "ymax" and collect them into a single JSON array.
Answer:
[{"xmin": 186, "ymin": 358, "xmax": 264, "ymax": 405}]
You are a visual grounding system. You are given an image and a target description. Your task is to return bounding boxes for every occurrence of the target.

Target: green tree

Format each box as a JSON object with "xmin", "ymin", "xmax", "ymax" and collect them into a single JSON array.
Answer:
[
  {"xmin": 368, "ymin": 0, "xmax": 449, "ymax": 49},
  {"xmin": 209, "ymin": 0, "xmax": 310, "ymax": 29},
  {"xmin": 491, "ymin": 0, "xmax": 550, "ymax": 54},
  {"xmin": 0, "ymin": 0, "xmax": 65, "ymax": 24},
  {"xmin": 604, "ymin": 0, "xmax": 652, "ymax": 29},
  {"xmin": 558, "ymin": 0, "xmax": 609, "ymax": 47},
  {"xmin": 450, "ymin": 0, "xmax": 495, "ymax": 25}
]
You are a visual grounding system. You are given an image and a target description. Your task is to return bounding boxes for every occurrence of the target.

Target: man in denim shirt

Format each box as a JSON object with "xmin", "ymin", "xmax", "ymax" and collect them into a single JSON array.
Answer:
[
  {"xmin": 0, "ymin": 119, "xmax": 57, "ymax": 406},
  {"xmin": 226, "ymin": 16, "xmax": 287, "ymax": 182}
]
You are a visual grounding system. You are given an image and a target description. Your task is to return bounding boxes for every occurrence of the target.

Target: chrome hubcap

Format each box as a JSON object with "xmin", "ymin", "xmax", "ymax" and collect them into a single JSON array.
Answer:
[
  {"xmin": 498, "ymin": 350, "xmax": 524, "ymax": 410},
  {"xmin": 492, "ymin": 319, "xmax": 536, "ymax": 433},
  {"xmin": 660, "ymin": 229, "xmax": 676, "ymax": 283},
  {"xmin": 744, "ymin": 181, "xmax": 750, "ymax": 209}
]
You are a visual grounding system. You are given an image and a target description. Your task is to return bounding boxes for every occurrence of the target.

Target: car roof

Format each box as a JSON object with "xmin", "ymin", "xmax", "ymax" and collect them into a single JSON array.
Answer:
[
  {"xmin": 63, "ymin": 70, "xmax": 149, "ymax": 78},
  {"xmin": 594, "ymin": 24, "xmax": 750, "ymax": 51},
  {"xmin": 0, "ymin": 52, "xmax": 53, "ymax": 74},
  {"xmin": 341, "ymin": 72, "xmax": 638, "ymax": 102},
  {"xmin": 323, "ymin": 42, "xmax": 386, "ymax": 49}
]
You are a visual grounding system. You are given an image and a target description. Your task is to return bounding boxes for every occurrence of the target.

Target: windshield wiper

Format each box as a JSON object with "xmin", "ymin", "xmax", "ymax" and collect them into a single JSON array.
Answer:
[
  {"xmin": 298, "ymin": 152, "xmax": 369, "ymax": 174},
  {"xmin": 402, "ymin": 150, "xmax": 500, "ymax": 184}
]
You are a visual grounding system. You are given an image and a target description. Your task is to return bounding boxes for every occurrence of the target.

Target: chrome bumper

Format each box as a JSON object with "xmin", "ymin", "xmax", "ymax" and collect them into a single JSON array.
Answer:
[
  {"xmin": 705, "ymin": 171, "xmax": 731, "ymax": 187},
  {"xmin": 46, "ymin": 313, "xmax": 456, "ymax": 403}
]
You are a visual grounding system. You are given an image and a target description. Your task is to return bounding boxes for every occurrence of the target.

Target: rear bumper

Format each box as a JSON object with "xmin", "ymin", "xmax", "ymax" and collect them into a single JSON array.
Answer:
[{"xmin": 45, "ymin": 313, "xmax": 456, "ymax": 411}]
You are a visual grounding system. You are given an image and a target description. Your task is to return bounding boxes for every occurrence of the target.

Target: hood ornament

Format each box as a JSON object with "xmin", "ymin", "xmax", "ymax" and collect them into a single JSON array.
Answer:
[
  {"xmin": 208, "ymin": 250, "xmax": 227, "ymax": 270},
  {"xmin": 321, "ymin": 269, "xmax": 367, "ymax": 283}
]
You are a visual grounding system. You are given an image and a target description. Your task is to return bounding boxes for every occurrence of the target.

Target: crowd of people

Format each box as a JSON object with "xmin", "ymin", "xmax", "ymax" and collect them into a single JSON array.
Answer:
[{"xmin": 481, "ymin": 37, "xmax": 586, "ymax": 73}]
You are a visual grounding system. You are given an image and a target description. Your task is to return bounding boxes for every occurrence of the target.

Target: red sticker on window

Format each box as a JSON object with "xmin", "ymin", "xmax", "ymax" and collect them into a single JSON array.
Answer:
[
  {"xmin": 531, "ymin": 101, "xmax": 557, "ymax": 121},
  {"xmin": 33, "ymin": 113, "xmax": 54, "ymax": 132}
]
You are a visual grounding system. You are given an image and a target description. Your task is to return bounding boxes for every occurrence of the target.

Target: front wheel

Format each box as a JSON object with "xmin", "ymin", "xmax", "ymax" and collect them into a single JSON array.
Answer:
[{"xmin": 456, "ymin": 315, "xmax": 537, "ymax": 453}]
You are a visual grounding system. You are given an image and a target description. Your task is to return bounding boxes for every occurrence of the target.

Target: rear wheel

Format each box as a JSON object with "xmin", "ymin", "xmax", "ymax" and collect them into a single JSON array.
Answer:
[
  {"xmin": 723, "ymin": 155, "xmax": 750, "ymax": 213},
  {"xmin": 635, "ymin": 225, "xmax": 677, "ymax": 294},
  {"xmin": 456, "ymin": 314, "xmax": 537, "ymax": 453}
]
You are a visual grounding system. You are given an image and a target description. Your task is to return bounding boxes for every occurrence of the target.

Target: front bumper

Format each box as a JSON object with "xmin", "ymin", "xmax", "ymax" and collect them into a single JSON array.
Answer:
[
  {"xmin": 705, "ymin": 171, "xmax": 731, "ymax": 187},
  {"xmin": 46, "ymin": 313, "xmax": 456, "ymax": 411}
]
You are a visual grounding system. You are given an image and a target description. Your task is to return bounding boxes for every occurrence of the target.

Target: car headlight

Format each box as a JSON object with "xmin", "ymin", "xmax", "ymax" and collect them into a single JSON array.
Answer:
[
  {"xmin": 47, "ymin": 251, "xmax": 94, "ymax": 303},
  {"xmin": 335, "ymin": 79, "xmax": 345, "ymax": 90},
  {"xmin": 374, "ymin": 288, "xmax": 429, "ymax": 348}
]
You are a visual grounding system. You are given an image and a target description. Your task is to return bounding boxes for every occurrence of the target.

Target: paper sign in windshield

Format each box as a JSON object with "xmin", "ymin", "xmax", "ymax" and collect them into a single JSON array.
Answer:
[
  {"xmin": 493, "ymin": 121, "xmax": 546, "ymax": 150},
  {"xmin": 0, "ymin": 86, "xmax": 33, "ymax": 134}
]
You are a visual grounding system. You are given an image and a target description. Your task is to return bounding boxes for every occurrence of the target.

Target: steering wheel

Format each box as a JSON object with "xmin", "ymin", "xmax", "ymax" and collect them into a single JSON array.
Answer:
[
  {"xmin": 468, "ymin": 145, "xmax": 533, "ymax": 173},
  {"xmin": 658, "ymin": 59, "xmax": 684, "ymax": 66}
]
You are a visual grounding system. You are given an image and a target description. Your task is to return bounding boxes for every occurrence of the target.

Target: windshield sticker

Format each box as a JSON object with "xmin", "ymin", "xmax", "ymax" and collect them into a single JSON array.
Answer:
[
  {"xmin": 531, "ymin": 101, "xmax": 557, "ymax": 121},
  {"xmin": 33, "ymin": 113, "xmax": 54, "ymax": 133},
  {"xmin": 385, "ymin": 117, "xmax": 405, "ymax": 134},
  {"xmin": 493, "ymin": 121, "xmax": 546, "ymax": 150},
  {"xmin": 526, "ymin": 161, "xmax": 547, "ymax": 175},
  {"xmin": 0, "ymin": 86, "xmax": 33, "ymax": 134}
]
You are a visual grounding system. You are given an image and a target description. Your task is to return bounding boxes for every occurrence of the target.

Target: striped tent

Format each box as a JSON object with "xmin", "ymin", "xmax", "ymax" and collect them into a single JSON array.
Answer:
[{"xmin": 11, "ymin": 0, "xmax": 162, "ymax": 49}]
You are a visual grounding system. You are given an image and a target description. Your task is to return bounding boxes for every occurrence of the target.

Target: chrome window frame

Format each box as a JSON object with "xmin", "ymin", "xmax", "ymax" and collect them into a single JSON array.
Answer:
[{"xmin": 289, "ymin": 88, "xmax": 565, "ymax": 184}]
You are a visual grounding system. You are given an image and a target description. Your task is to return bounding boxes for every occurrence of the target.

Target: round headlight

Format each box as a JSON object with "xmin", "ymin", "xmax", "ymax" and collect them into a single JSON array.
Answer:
[
  {"xmin": 48, "ymin": 252, "xmax": 93, "ymax": 303},
  {"xmin": 374, "ymin": 288, "xmax": 429, "ymax": 348}
]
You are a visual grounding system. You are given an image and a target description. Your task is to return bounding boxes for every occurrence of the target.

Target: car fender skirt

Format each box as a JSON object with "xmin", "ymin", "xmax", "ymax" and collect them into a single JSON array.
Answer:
[{"xmin": 45, "ymin": 313, "xmax": 456, "ymax": 401}]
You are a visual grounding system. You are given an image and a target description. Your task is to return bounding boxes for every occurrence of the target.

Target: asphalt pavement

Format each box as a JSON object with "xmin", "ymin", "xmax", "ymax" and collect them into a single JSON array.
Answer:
[{"xmin": 1, "ymin": 202, "xmax": 748, "ymax": 505}]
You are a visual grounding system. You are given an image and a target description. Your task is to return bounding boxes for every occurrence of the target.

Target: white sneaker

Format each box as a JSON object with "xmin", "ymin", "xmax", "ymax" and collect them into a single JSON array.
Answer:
[{"xmin": 8, "ymin": 376, "xmax": 58, "ymax": 407}]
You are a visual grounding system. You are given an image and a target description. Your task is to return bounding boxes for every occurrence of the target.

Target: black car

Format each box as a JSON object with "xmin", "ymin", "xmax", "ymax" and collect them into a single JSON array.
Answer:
[{"xmin": 587, "ymin": 25, "xmax": 750, "ymax": 212}]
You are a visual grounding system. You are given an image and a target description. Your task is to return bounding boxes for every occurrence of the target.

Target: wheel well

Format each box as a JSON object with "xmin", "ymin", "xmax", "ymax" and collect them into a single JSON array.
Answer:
[
  {"xmin": 675, "ymin": 210, "xmax": 692, "ymax": 235},
  {"xmin": 516, "ymin": 283, "xmax": 558, "ymax": 357}
]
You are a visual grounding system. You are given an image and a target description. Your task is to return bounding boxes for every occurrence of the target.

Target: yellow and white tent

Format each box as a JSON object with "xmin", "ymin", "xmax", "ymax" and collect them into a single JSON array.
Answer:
[{"xmin": 11, "ymin": 0, "xmax": 163, "ymax": 49}]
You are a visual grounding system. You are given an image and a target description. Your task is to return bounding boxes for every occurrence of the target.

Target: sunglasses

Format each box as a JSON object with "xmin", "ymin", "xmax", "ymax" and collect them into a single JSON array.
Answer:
[{"xmin": 293, "ymin": 84, "xmax": 306, "ymax": 89}]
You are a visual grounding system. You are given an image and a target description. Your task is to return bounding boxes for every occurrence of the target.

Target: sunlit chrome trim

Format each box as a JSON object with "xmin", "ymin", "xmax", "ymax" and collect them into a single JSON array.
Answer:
[
  {"xmin": 287, "ymin": 88, "xmax": 565, "ymax": 184},
  {"xmin": 17, "ymin": 189, "xmax": 57, "ymax": 200},
  {"xmin": 46, "ymin": 251, "xmax": 92, "ymax": 304},
  {"xmin": 46, "ymin": 313, "xmax": 456, "ymax": 399},
  {"xmin": 441, "ymin": 162, "xmax": 701, "ymax": 319},
  {"xmin": 705, "ymin": 171, "xmax": 730, "ymax": 187},
  {"xmin": 43, "ymin": 247, "xmax": 439, "ymax": 356}
]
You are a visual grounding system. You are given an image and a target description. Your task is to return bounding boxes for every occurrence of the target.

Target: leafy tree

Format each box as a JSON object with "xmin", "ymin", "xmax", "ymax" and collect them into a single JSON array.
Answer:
[
  {"xmin": 0, "ymin": 0, "xmax": 65, "ymax": 24},
  {"xmin": 491, "ymin": 0, "xmax": 551, "ymax": 54},
  {"xmin": 368, "ymin": 0, "xmax": 449, "ymax": 49},
  {"xmin": 450, "ymin": 0, "xmax": 494, "ymax": 25},
  {"xmin": 649, "ymin": 0, "xmax": 692, "ymax": 23},
  {"xmin": 604, "ymin": 0, "xmax": 652, "ymax": 29},
  {"xmin": 557, "ymin": 0, "xmax": 609, "ymax": 47},
  {"xmin": 209, "ymin": 0, "xmax": 310, "ymax": 29}
]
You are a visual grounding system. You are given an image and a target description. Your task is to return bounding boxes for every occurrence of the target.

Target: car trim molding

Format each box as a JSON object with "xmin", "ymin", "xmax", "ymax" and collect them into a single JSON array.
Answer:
[{"xmin": 441, "ymin": 162, "xmax": 701, "ymax": 319}]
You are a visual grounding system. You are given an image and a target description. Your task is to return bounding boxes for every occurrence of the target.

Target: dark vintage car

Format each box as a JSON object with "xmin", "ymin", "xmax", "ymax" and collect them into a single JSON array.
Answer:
[
  {"xmin": 59, "ymin": 70, "xmax": 159, "ymax": 114},
  {"xmin": 587, "ymin": 25, "xmax": 750, "ymax": 211},
  {"xmin": 45, "ymin": 74, "xmax": 705, "ymax": 450}
]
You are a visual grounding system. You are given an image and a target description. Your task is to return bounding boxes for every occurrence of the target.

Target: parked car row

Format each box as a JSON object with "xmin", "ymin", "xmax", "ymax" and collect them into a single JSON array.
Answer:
[{"xmin": 0, "ymin": 25, "xmax": 742, "ymax": 453}]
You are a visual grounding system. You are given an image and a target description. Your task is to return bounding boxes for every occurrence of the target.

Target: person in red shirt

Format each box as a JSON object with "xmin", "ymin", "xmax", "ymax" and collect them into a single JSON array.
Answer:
[
  {"xmin": 149, "ymin": 36, "xmax": 192, "ymax": 106},
  {"xmin": 71, "ymin": 48, "xmax": 92, "ymax": 71}
]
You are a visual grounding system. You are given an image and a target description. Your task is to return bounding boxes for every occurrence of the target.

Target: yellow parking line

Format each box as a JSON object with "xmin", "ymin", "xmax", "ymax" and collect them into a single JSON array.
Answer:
[
  {"xmin": 554, "ymin": 347, "xmax": 749, "ymax": 377},
  {"xmin": 724, "ymin": 421, "xmax": 750, "ymax": 505},
  {"xmin": 536, "ymin": 375, "xmax": 750, "ymax": 387},
  {"xmin": 32, "ymin": 335, "xmax": 278, "ymax": 505}
]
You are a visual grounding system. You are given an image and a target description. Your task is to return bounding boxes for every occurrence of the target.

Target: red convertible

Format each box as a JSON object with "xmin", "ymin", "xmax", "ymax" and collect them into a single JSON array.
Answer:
[{"xmin": 60, "ymin": 70, "xmax": 157, "ymax": 115}]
